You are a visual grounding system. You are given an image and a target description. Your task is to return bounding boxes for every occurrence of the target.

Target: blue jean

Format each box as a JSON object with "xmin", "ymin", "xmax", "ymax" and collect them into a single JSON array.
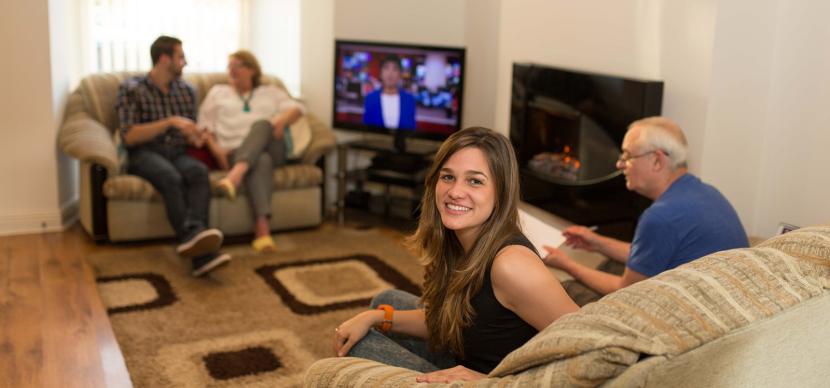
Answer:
[
  {"xmin": 127, "ymin": 147, "xmax": 211, "ymax": 241},
  {"xmin": 348, "ymin": 289, "xmax": 456, "ymax": 372}
]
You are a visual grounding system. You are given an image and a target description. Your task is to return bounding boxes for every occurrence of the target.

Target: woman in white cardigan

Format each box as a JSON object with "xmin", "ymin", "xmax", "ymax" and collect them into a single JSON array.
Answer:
[{"xmin": 199, "ymin": 50, "xmax": 305, "ymax": 253}]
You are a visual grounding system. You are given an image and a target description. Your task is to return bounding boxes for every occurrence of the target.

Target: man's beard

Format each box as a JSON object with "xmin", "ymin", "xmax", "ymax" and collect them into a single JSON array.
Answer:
[{"xmin": 170, "ymin": 64, "xmax": 182, "ymax": 78}]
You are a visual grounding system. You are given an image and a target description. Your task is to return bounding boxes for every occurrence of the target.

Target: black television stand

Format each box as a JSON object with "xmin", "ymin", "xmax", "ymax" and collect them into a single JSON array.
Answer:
[
  {"xmin": 393, "ymin": 129, "xmax": 408, "ymax": 153},
  {"xmin": 335, "ymin": 137, "xmax": 439, "ymax": 224},
  {"xmin": 371, "ymin": 152, "xmax": 425, "ymax": 174}
]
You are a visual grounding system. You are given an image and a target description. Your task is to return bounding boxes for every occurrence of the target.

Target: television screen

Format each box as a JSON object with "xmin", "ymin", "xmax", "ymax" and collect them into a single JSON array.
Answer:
[{"xmin": 332, "ymin": 40, "xmax": 466, "ymax": 141}]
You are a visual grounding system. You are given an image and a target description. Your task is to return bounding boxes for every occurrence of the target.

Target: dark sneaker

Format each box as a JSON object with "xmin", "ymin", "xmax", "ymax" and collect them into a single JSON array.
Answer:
[
  {"xmin": 191, "ymin": 252, "xmax": 232, "ymax": 277},
  {"xmin": 176, "ymin": 228, "xmax": 223, "ymax": 258}
]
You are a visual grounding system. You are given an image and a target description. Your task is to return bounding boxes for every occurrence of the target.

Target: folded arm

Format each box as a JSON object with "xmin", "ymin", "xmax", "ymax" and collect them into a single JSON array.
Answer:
[{"xmin": 333, "ymin": 308, "xmax": 427, "ymax": 357}]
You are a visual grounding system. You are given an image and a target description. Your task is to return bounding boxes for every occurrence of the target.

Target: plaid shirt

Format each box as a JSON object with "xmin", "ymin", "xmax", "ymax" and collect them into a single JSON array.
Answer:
[{"xmin": 116, "ymin": 75, "xmax": 197, "ymax": 156}]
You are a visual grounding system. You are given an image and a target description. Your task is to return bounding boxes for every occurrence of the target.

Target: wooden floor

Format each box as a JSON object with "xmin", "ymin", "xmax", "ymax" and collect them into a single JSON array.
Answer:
[
  {"xmin": 0, "ymin": 225, "xmax": 132, "ymax": 388},
  {"xmin": 0, "ymin": 210, "xmax": 412, "ymax": 388}
]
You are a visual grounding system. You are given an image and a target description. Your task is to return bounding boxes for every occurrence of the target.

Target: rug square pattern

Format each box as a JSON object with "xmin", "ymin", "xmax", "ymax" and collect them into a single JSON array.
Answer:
[
  {"xmin": 156, "ymin": 329, "xmax": 315, "ymax": 387},
  {"xmin": 88, "ymin": 225, "xmax": 423, "ymax": 387},
  {"xmin": 256, "ymin": 254, "xmax": 421, "ymax": 315}
]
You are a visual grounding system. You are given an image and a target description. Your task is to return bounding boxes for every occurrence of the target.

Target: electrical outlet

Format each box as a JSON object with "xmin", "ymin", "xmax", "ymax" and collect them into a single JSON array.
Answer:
[{"xmin": 776, "ymin": 222, "xmax": 799, "ymax": 235}]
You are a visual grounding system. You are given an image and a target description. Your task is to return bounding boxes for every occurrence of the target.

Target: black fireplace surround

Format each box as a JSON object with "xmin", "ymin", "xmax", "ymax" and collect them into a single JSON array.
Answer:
[{"xmin": 510, "ymin": 63, "xmax": 663, "ymax": 240}]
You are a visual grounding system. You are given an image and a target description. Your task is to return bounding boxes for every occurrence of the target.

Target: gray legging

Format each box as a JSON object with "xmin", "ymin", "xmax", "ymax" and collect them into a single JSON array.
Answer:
[
  {"xmin": 347, "ymin": 289, "xmax": 457, "ymax": 372},
  {"xmin": 229, "ymin": 119, "xmax": 286, "ymax": 219}
]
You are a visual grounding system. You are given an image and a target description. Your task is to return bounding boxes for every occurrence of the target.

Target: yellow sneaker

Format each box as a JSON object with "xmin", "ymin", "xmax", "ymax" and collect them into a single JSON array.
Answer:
[
  {"xmin": 252, "ymin": 235, "xmax": 277, "ymax": 253},
  {"xmin": 216, "ymin": 178, "xmax": 236, "ymax": 201}
]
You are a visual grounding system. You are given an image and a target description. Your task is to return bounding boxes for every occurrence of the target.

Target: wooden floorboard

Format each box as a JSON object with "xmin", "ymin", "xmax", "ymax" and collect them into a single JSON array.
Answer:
[
  {"xmin": 0, "ymin": 211, "xmax": 399, "ymax": 388},
  {"xmin": 0, "ymin": 226, "xmax": 132, "ymax": 388}
]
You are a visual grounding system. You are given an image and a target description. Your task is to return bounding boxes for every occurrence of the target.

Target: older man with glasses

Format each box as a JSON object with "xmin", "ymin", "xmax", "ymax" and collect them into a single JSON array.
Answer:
[{"xmin": 542, "ymin": 116, "xmax": 748, "ymax": 297}]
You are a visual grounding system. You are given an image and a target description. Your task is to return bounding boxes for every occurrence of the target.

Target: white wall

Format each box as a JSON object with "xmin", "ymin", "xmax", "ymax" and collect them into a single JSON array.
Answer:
[
  {"xmin": 0, "ymin": 0, "xmax": 73, "ymax": 235},
  {"xmin": 334, "ymin": 0, "xmax": 465, "ymax": 46},
  {"xmin": 658, "ymin": 0, "xmax": 717, "ymax": 174},
  {"xmin": 700, "ymin": 0, "xmax": 778, "ymax": 237},
  {"xmin": 300, "ymin": 0, "xmax": 335, "ymax": 126},
  {"xmin": 462, "ymin": 0, "xmax": 501, "ymax": 129},
  {"xmin": 701, "ymin": 0, "xmax": 830, "ymax": 237},
  {"xmin": 750, "ymin": 0, "xmax": 830, "ymax": 236}
]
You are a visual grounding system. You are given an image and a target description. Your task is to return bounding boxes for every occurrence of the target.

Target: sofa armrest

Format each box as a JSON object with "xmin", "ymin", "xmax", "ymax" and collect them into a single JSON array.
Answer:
[
  {"xmin": 300, "ymin": 114, "xmax": 336, "ymax": 166},
  {"xmin": 59, "ymin": 114, "xmax": 119, "ymax": 175}
]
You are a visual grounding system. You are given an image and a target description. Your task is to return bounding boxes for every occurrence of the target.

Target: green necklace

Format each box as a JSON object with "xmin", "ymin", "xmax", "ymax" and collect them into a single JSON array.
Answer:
[{"xmin": 240, "ymin": 89, "xmax": 255, "ymax": 112}]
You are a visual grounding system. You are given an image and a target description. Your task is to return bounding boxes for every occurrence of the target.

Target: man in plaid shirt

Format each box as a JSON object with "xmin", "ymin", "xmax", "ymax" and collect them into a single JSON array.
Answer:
[{"xmin": 116, "ymin": 35, "xmax": 231, "ymax": 277}]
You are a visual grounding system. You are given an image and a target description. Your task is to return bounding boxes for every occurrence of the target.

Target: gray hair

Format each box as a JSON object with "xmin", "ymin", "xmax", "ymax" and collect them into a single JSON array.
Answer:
[{"xmin": 629, "ymin": 116, "xmax": 688, "ymax": 169}]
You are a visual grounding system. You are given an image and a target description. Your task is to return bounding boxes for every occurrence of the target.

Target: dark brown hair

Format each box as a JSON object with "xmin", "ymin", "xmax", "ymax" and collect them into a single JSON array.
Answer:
[
  {"xmin": 150, "ymin": 35, "xmax": 182, "ymax": 65},
  {"xmin": 406, "ymin": 127, "xmax": 522, "ymax": 357}
]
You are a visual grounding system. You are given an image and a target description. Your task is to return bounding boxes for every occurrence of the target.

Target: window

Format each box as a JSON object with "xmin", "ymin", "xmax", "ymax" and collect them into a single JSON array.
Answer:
[{"xmin": 79, "ymin": 0, "xmax": 300, "ymax": 95}]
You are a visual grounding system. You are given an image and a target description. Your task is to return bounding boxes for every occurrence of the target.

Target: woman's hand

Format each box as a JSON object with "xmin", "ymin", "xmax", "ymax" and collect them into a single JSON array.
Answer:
[
  {"xmin": 415, "ymin": 365, "xmax": 485, "ymax": 383},
  {"xmin": 270, "ymin": 106, "xmax": 302, "ymax": 140},
  {"xmin": 333, "ymin": 310, "xmax": 382, "ymax": 357},
  {"xmin": 270, "ymin": 118, "xmax": 285, "ymax": 139}
]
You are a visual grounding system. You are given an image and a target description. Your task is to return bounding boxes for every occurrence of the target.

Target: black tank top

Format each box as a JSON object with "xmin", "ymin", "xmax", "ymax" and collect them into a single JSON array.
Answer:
[{"xmin": 459, "ymin": 233, "xmax": 540, "ymax": 373}]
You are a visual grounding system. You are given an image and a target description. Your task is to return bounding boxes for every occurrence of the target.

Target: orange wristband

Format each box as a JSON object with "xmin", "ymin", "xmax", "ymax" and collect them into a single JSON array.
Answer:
[{"xmin": 376, "ymin": 304, "xmax": 394, "ymax": 333}]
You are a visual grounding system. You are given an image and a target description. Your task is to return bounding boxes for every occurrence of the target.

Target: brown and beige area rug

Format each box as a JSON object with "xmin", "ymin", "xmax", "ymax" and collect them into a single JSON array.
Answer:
[{"xmin": 88, "ymin": 224, "xmax": 423, "ymax": 387}]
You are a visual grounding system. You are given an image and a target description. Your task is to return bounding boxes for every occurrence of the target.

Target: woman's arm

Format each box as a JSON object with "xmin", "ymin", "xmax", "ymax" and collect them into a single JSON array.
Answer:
[
  {"xmin": 267, "ymin": 85, "xmax": 306, "ymax": 138},
  {"xmin": 334, "ymin": 308, "xmax": 427, "ymax": 357},
  {"xmin": 491, "ymin": 245, "xmax": 579, "ymax": 330},
  {"xmin": 269, "ymin": 106, "xmax": 302, "ymax": 139}
]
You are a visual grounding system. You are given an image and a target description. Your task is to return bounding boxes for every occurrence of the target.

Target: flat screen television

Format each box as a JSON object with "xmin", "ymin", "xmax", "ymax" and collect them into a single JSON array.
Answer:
[{"xmin": 332, "ymin": 39, "xmax": 466, "ymax": 151}]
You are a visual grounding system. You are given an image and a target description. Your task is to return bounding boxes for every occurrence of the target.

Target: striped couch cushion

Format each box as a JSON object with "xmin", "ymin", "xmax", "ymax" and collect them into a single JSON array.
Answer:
[
  {"xmin": 103, "ymin": 164, "xmax": 323, "ymax": 200},
  {"xmin": 303, "ymin": 225, "xmax": 830, "ymax": 387}
]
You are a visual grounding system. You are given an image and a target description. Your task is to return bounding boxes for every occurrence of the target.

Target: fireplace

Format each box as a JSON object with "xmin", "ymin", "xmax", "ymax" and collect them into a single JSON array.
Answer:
[{"xmin": 510, "ymin": 63, "xmax": 663, "ymax": 240}]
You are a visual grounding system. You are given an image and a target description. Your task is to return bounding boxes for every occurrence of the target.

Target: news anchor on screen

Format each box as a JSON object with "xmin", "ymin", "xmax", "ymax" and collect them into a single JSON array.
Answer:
[{"xmin": 363, "ymin": 55, "xmax": 416, "ymax": 130}]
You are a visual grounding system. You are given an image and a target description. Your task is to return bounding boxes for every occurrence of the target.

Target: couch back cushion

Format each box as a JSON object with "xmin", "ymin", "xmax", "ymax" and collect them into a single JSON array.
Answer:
[
  {"xmin": 488, "ymin": 225, "xmax": 830, "ymax": 386},
  {"xmin": 76, "ymin": 72, "xmax": 289, "ymax": 134}
]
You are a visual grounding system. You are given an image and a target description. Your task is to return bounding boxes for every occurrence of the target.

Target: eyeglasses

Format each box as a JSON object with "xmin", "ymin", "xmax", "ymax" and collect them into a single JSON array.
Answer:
[{"xmin": 617, "ymin": 150, "xmax": 665, "ymax": 164}]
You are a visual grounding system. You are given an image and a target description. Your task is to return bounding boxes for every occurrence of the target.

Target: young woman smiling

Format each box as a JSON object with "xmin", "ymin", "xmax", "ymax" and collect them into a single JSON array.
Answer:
[{"xmin": 333, "ymin": 127, "xmax": 579, "ymax": 383}]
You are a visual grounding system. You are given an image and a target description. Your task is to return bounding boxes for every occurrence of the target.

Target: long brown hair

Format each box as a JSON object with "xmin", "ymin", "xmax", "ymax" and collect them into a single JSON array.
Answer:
[
  {"xmin": 229, "ymin": 50, "xmax": 263, "ymax": 87},
  {"xmin": 406, "ymin": 127, "xmax": 522, "ymax": 357}
]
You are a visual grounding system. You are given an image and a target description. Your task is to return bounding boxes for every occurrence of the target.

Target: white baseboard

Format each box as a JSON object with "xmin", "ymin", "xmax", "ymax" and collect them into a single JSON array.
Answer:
[
  {"xmin": 0, "ymin": 211, "xmax": 64, "ymax": 236},
  {"xmin": 0, "ymin": 199, "xmax": 78, "ymax": 237}
]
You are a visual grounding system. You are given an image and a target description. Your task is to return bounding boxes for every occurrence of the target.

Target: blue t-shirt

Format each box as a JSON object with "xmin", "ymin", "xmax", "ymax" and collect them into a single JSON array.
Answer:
[{"xmin": 628, "ymin": 174, "xmax": 749, "ymax": 277}]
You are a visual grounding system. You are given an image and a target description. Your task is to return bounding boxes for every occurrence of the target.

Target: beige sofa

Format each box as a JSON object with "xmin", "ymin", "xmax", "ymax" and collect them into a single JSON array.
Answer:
[
  {"xmin": 58, "ymin": 72, "xmax": 335, "ymax": 242},
  {"xmin": 304, "ymin": 225, "xmax": 830, "ymax": 387}
]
